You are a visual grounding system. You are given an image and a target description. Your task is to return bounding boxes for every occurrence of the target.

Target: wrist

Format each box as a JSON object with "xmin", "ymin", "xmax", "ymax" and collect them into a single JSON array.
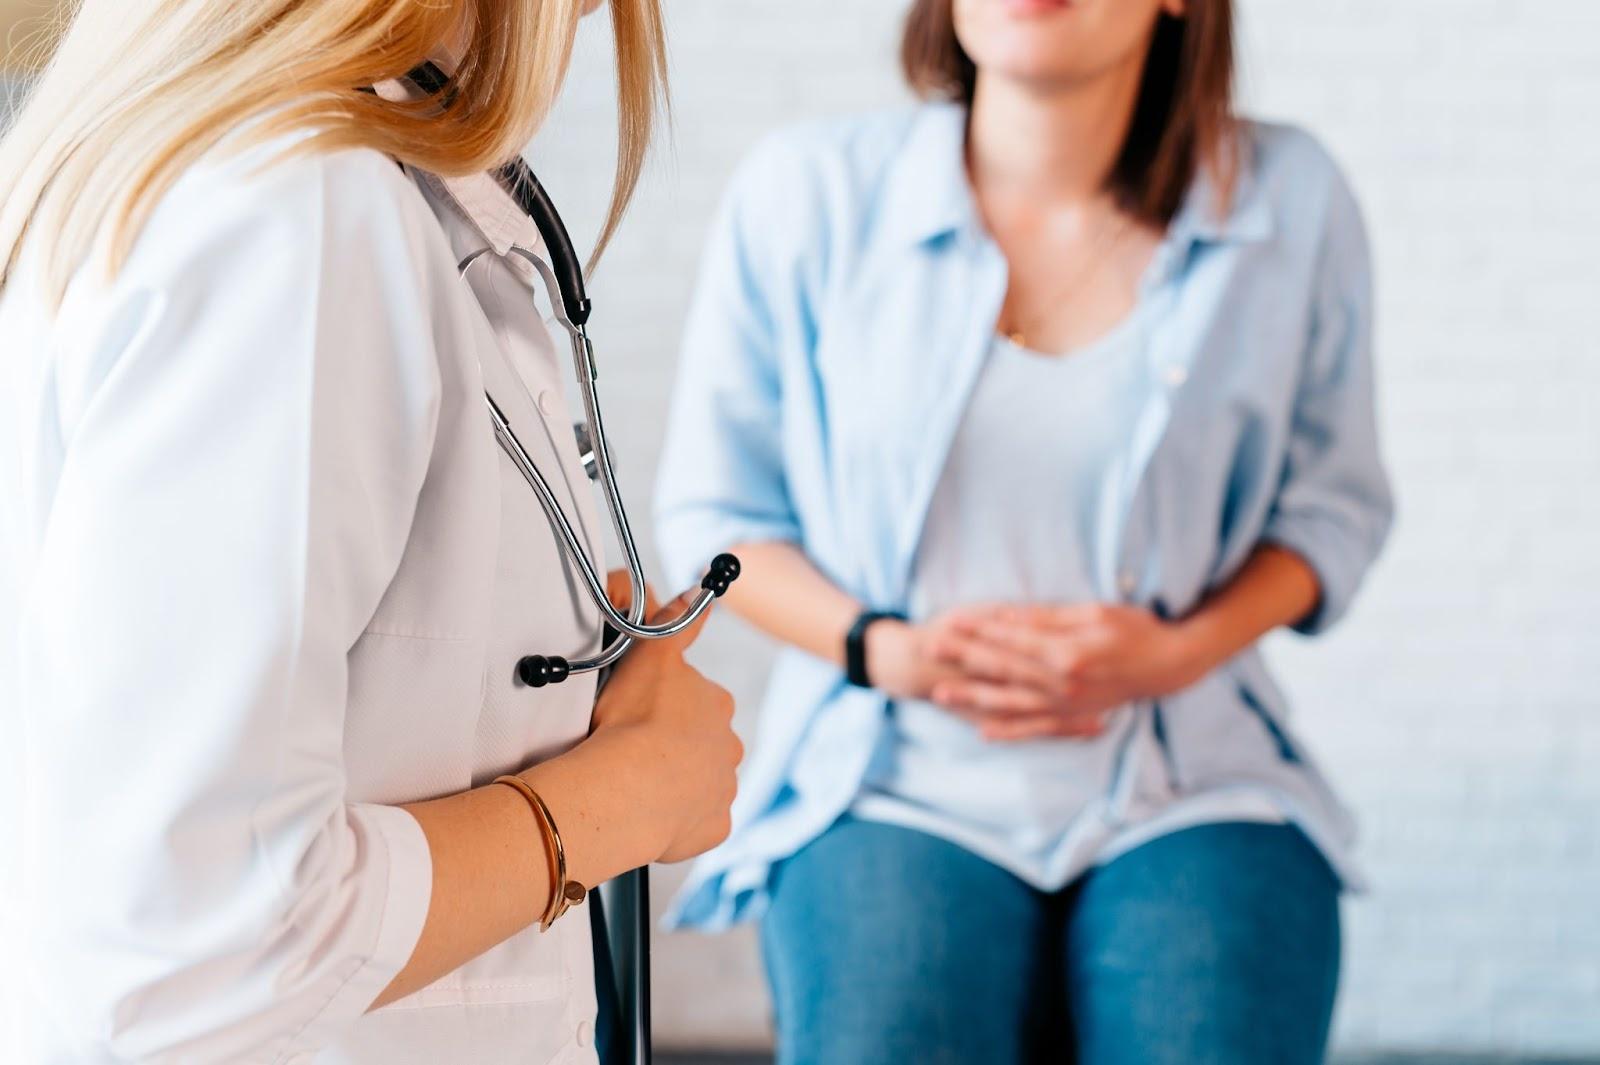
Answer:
[
  {"xmin": 1168, "ymin": 613, "xmax": 1230, "ymax": 681},
  {"xmin": 862, "ymin": 618, "xmax": 913, "ymax": 691},
  {"xmin": 851, "ymin": 604, "xmax": 915, "ymax": 687},
  {"xmin": 519, "ymin": 730, "xmax": 657, "ymax": 889}
]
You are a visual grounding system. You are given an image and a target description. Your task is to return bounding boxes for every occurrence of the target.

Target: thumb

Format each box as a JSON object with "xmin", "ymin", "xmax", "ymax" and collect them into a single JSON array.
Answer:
[
  {"xmin": 650, "ymin": 587, "xmax": 715, "ymax": 651},
  {"xmin": 605, "ymin": 568, "xmax": 661, "ymax": 618}
]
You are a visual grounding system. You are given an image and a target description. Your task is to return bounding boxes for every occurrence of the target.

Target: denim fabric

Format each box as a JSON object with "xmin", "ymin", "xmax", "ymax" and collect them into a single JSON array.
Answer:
[{"xmin": 761, "ymin": 816, "xmax": 1340, "ymax": 1065}]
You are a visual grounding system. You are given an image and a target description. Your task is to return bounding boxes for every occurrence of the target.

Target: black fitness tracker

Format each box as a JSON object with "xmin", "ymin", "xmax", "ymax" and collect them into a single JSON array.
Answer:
[{"xmin": 845, "ymin": 610, "xmax": 908, "ymax": 689}]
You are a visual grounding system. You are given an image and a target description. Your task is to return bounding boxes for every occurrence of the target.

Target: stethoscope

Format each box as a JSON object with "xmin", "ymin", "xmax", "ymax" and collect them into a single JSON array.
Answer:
[
  {"xmin": 465, "ymin": 220, "xmax": 740, "ymax": 685},
  {"xmin": 403, "ymin": 62, "xmax": 739, "ymax": 1065}
]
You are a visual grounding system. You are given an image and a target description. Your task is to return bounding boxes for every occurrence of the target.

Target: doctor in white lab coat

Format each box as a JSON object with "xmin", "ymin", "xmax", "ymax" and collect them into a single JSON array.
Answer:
[{"xmin": 0, "ymin": 0, "xmax": 741, "ymax": 1061}]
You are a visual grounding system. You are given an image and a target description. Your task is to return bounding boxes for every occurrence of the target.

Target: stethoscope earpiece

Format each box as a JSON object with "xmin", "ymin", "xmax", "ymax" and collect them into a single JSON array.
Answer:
[
  {"xmin": 701, "ymin": 553, "xmax": 742, "ymax": 597},
  {"xmin": 515, "ymin": 554, "xmax": 739, "ymax": 688},
  {"xmin": 516, "ymin": 655, "xmax": 572, "ymax": 689}
]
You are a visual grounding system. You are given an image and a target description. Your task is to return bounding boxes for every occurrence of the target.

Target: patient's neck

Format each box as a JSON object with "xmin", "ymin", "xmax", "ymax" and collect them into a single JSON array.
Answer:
[{"xmin": 966, "ymin": 62, "xmax": 1143, "ymax": 209}]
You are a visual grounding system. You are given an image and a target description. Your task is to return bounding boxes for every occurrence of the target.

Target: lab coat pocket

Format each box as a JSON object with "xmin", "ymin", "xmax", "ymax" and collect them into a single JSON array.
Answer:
[
  {"xmin": 392, "ymin": 917, "xmax": 582, "ymax": 1011},
  {"xmin": 445, "ymin": 922, "xmax": 573, "ymax": 1002},
  {"xmin": 340, "ymin": 922, "xmax": 585, "ymax": 1064}
]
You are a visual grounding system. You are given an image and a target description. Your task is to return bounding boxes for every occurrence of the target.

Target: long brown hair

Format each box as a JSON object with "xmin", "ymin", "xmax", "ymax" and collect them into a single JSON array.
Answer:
[{"xmin": 901, "ymin": 1, "xmax": 1237, "ymax": 227}]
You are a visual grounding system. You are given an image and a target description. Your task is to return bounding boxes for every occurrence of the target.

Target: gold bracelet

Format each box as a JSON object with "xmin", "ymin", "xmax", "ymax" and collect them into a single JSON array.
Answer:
[{"xmin": 494, "ymin": 775, "xmax": 588, "ymax": 931}]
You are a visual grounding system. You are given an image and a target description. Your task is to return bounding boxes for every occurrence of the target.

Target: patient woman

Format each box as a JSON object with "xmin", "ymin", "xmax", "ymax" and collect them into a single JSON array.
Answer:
[{"xmin": 655, "ymin": 0, "xmax": 1392, "ymax": 1061}]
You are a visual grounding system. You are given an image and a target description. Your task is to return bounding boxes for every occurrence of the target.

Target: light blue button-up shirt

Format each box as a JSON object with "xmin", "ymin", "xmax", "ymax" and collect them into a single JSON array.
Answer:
[{"xmin": 655, "ymin": 103, "xmax": 1394, "ymax": 930}]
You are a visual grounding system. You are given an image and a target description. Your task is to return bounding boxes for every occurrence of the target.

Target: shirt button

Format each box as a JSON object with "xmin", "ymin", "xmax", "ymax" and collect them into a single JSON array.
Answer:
[
  {"xmin": 537, "ymin": 389, "xmax": 558, "ymax": 416},
  {"xmin": 1162, "ymin": 364, "xmax": 1189, "ymax": 388},
  {"xmin": 575, "ymin": 1020, "xmax": 593, "ymax": 1048},
  {"xmin": 1118, "ymin": 572, "xmax": 1138, "ymax": 597}
]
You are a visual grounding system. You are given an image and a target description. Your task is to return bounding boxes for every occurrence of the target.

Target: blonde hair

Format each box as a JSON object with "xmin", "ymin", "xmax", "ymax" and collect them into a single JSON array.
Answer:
[{"xmin": 0, "ymin": 0, "xmax": 667, "ymax": 304}]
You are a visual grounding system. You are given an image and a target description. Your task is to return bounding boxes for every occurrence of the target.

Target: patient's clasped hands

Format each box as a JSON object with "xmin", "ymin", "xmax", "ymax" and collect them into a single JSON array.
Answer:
[{"xmin": 867, "ymin": 604, "xmax": 1215, "ymax": 742}]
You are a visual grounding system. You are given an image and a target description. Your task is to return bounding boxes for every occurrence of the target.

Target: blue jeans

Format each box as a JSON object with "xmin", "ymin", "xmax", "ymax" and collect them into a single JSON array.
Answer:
[{"xmin": 761, "ymin": 817, "xmax": 1341, "ymax": 1065}]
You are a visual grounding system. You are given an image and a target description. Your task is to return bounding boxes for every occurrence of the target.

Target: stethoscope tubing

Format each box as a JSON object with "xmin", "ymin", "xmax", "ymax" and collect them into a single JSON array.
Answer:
[
  {"xmin": 416, "ymin": 57, "xmax": 736, "ymax": 1065},
  {"xmin": 484, "ymin": 386, "xmax": 713, "ymax": 646},
  {"xmin": 468, "ymin": 233, "xmax": 740, "ymax": 1065},
  {"xmin": 464, "ymin": 247, "xmax": 722, "ymax": 674},
  {"xmin": 464, "ymin": 248, "xmax": 666, "ymax": 1065}
]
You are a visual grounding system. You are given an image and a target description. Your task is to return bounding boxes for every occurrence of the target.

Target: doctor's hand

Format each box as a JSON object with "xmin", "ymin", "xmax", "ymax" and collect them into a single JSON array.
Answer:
[
  {"xmin": 588, "ymin": 580, "xmax": 743, "ymax": 866},
  {"xmin": 925, "ymin": 604, "xmax": 1211, "ymax": 742}
]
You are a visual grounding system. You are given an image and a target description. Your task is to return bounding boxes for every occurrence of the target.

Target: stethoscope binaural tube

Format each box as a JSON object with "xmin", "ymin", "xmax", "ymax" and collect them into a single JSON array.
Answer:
[
  {"xmin": 464, "ymin": 243, "xmax": 741, "ymax": 687},
  {"xmin": 409, "ymin": 64, "xmax": 730, "ymax": 681}
]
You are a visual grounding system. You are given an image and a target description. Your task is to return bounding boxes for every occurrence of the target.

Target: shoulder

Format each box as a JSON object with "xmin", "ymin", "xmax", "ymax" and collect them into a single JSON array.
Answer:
[
  {"xmin": 731, "ymin": 106, "xmax": 931, "ymax": 191},
  {"xmin": 719, "ymin": 104, "xmax": 946, "ymax": 231},
  {"xmin": 1234, "ymin": 119, "xmax": 1368, "ymax": 255},
  {"xmin": 711, "ymin": 103, "xmax": 958, "ymax": 288},
  {"xmin": 42, "ymin": 129, "xmax": 454, "ymax": 426},
  {"xmin": 119, "ymin": 130, "xmax": 439, "ymax": 290}
]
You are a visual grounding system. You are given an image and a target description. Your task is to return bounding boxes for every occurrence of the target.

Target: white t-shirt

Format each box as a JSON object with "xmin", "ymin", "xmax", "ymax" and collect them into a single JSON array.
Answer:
[{"xmin": 854, "ymin": 313, "xmax": 1284, "ymax": 889}]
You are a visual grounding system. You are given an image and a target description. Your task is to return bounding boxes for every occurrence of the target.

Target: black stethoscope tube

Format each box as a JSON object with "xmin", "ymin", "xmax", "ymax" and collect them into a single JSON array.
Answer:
[
  {"xmin": 407, "ymin": 60, "xmax": 591, "ymax": 329},
  {"xmin": 499, "ymin": 161, "xmax": 594, "ymax": 330}
]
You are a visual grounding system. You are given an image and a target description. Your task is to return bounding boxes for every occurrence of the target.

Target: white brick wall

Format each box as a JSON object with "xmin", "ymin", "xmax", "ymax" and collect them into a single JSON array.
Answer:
[
  {"xmin": 1233, "ymin": 3, "xmax": 1600, "ymax": 1054},
  {"xmin": 532, "ymin": 1, "xmax": 1600, "ymax": 1056}
]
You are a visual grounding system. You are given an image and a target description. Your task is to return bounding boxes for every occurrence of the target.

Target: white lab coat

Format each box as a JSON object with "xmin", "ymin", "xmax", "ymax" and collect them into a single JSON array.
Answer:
[{"xmin": 0, "ymin": 127, "xmax": 610, "ymax": 1063}]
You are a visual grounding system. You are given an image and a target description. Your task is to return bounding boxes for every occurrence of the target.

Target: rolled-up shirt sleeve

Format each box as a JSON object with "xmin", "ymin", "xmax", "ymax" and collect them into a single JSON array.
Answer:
[
  {"xmin": 19, "ymin": 147, "xmax": 442, "ymax": 1061},
  {"xmin": 653, "ymin": 139, "xmax": 809, "ymax": 594},
  {"xmin": 1263, "ymin": 168, "xmax": 1396, "ymax": 635}
]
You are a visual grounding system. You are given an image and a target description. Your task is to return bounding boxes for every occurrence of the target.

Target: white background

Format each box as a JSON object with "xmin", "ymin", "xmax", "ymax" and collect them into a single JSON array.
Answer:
[
  {"xmin": 5, "ymin": 0, "xmax": 1598, "ymax": 1056},
  {"xmin": 529, "ymin": 0, "xmax": 1600, "ymax": 1056}
]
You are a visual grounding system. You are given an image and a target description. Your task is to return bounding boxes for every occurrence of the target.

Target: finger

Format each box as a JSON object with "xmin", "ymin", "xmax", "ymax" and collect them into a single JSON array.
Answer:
[
  {"xmin": 941, "ymin": 703, "xmax": 1106, "ymax": 739},
  {"xmin": 976, "ymin": 618, "xmax": 1119, "ymax": 684},
  {"xmin": 929, "ymin": 630, "xmax": 1060, "ymax": 689},
  {"xmin": 937, "ymin": 603, "xmax": 1021, "ymax": 631},
  {"xmin": 951, "ymin": 703, "xmax": 1103, "ymax": 730},
  {"xmin": 963, "ymin": 620, "xmax": 1083, "ymax": 675},
  {"xmin": 981, "ymin": 698, "xmax": 1133, "ymax": 741},
  {"xmin": 605, "ymin": 568, "xmax": 660, "ymax": 617},
  {"xmin": 652, "ymin": 587, "xmax": 715, "ymax": 650},
  {"xmin": 931, "ymin": 680, "xmax": 1054, "ymax": 716},
  {"xmin": 997, "ymin": 603, "xmax": 1107, "ymax": 632},
  {"xmin": 981, "ymin": 713, "xmax": 1108, "ymax": 743}
]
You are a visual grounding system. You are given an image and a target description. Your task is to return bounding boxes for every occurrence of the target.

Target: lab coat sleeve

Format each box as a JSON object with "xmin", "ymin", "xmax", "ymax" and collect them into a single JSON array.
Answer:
[
  {"xmin": 21, "ymin": 146, "xmax": 441, "ymax": 1061},
  {"xmin": 653, "ymin": 138, "xmax": 810, "ymax": 594},
  {"xmin": 1262, "ymin": 164, "xmax": 1396, "ymax": 634}
]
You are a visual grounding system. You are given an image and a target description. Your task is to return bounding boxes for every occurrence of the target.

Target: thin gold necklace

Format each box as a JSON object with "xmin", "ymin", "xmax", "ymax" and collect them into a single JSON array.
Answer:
[{"xmin": 1000, "ymin": 212, "xmax": 1132, "ymax": 351}]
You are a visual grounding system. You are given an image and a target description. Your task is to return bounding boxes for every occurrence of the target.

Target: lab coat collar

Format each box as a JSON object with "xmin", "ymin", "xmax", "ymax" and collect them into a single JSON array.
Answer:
[
  {"xmin": 884, "ymin": 102, "xmax": 1275, "ymax": 252},
  {"xmin": 419, "ymin": 167, "xmax": 547, "ymax": 260},
  {"xmin": 372, "ymin": 75, "xmax": 547, "ymax": 260}
]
